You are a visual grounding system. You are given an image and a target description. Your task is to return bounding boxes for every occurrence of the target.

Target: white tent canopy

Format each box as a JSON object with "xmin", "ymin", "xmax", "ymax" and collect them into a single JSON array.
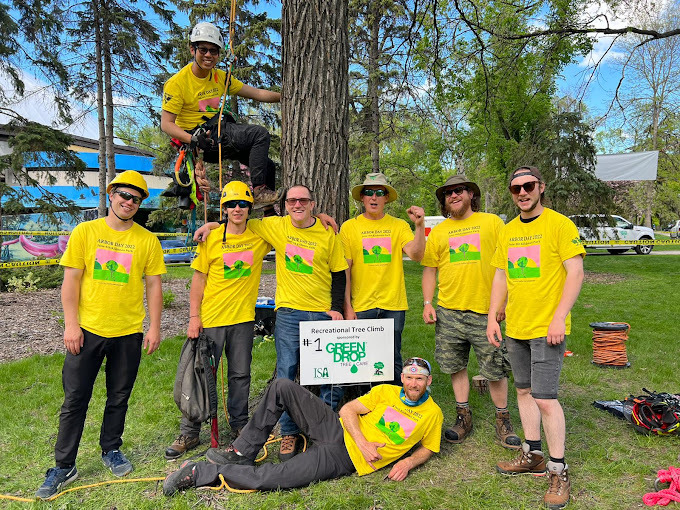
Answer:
[{"xmin": 595, "ymin": 151, "xmax": 658, "ymax": 181}]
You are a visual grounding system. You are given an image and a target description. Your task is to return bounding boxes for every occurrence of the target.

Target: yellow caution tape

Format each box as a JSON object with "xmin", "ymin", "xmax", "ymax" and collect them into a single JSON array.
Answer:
[
  {"xmin": 582, "ymin": 239, "xmax": 680, "ymax": 245},
  {"xmin": 0, "ymin": 230, "xmax": 189, "ymax": 237},
  {"xmin": 162, "ymin": 247, "xmax": 196, "ymax": 254},
  {"xmin": 0, "ymin": 230, "xmax": 70, "ymax": 236},
  {"xmin": 0, "ymin": 258, "xmax": 62, "ymax": 268}
]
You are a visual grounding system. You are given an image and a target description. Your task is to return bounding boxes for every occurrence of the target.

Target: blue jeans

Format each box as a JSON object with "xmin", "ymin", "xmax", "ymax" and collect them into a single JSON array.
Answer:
[
  {"xmin": 355, "ymin": 309, "xmax": 405, "ymax": 384},
  {"xmin": 274, "ymin": 308, "xmax": 342, "ymax": 435}
]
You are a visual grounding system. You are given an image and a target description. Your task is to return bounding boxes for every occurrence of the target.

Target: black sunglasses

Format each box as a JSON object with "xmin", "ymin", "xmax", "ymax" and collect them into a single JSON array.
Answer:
[
  {"xmin": 404, "ymin": 357, "xmax": 432, "ymax": 372},
  {"xmin": 444, "ymin": 186, "xmax": 468, "ymax": 197},
  {"xmin": 114, "ymin": 190, "xmax": 142, "ymax": 205},
  {"xmin": 224, "ymin": 200, "xmax": 251, "ymax": 209},
  {"xmin": 361, "ymin": 189, "xmax": 388, "ymax": 197},
  {"xmin": 508, "ymin": 181, "xmax": 540, "ymax": 194},
  {"xmin": 196, "ymin": 46, "xmax": 220, "ymax": 56}
]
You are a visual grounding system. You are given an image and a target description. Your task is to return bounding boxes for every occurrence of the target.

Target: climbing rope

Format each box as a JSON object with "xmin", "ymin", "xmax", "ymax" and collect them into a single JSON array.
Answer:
[
  {"xmin": 216, "ymin": 0, "xmax": 238, "ymax": 221},
  {"xmin": 643, "ymin": 466, "xmax": 680, "ymax": 506},
  {"xmin": 0, "ymin": 477, "xmax": 164, "ymax": 503},
  {"xmin": 0, "ymin": 433, "xmax": 308, "ymax": 501},
  {"xmin": 591, "ymin": 322, "xmax": 630, "ymax": 367}
]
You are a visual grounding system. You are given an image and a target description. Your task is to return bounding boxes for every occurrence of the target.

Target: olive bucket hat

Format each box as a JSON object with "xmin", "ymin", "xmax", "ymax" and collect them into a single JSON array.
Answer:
[
  {"xmin": 435, "ymin": 174, "xmax": 481, "ymax": 203},
  {"xmin": 351, "ymin": 172, "xmax": 398, "ymax": 203}
]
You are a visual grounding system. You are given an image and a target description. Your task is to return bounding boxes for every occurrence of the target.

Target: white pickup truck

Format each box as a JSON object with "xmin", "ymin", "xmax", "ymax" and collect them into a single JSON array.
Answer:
[{"xmin": 569, "ymin": 214, "xmax": 655, "ymax": 255}]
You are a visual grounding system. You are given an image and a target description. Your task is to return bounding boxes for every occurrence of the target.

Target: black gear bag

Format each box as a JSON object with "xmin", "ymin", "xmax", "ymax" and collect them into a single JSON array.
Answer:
[{"xmin": 173, "ymin": 333, "xmax": 218, "ymax": 423}]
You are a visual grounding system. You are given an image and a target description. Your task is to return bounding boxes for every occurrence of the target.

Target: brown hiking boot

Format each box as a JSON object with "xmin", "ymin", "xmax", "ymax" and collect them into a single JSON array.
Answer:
[
  {"xmin": 279, "ymin": 434, "xmax": 300, "ymax": 462},
  {"xmin": 544, "ymin": 462, "xmax": 570, "ymax": 509},
  {"xmin": 253, "ymin": 185, "xmax": 279, "ymax": 208},
  {"xmin": 496, "ymin": 442, "xmax": 547, "ymax": 475},
  {"xmin": 444, "ymin": 406, "xmax": 473, "ymax": 443},
  {"xmin": 495, "ymin": 410, "xmax": 522, "ymax": 450},
  {"xmin": 164, "ymin": 435, "xmax": 200, "ymax": 460}
]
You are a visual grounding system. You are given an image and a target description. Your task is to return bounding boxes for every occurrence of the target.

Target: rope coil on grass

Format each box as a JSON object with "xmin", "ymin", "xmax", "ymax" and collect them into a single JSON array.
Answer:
[{"xmin": 590, "ymin": 322, "xmax": 630, "ymax": 368}]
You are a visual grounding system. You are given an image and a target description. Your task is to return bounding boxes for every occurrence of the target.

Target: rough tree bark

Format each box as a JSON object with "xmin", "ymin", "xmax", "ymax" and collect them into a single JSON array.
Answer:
[{"xmin": 281, "ymin": 0, "xmax": 350, "ymax": 223}]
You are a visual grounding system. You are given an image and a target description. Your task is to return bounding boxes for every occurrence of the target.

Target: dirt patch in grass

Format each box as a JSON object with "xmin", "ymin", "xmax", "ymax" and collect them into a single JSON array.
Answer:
[
  {"xmin": 584, "ymin": 270, "xmax": 628, "ymax": 284},
  {"xmin": 0, "ymin": 273, "xmax": 276, "ymax": 364}
]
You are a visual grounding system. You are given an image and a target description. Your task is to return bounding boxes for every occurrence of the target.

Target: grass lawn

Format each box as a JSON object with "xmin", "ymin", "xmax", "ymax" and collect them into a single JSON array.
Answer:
[{"xmin": 1, "ymin": 256, "xmax": 679, "ymax": 508}]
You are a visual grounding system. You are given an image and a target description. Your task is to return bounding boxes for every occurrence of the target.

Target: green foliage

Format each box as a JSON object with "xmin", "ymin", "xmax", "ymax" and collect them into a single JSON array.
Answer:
[
  {"xmin": 162, "ymin": 290, "xmax": 176, "ymax": 308},
  {"xmin": 0, "ymin": 264, "xmax": 64, "ymax": 292},
  {"xmin": 6, "ymin": 271, "xmax": 41, "ymax": 292}
]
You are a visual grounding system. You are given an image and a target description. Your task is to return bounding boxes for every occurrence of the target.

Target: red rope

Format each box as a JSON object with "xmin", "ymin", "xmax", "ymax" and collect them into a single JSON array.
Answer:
[{"xmin": 643, "ymin": 466, "xmax": 680, "ymax": 506}]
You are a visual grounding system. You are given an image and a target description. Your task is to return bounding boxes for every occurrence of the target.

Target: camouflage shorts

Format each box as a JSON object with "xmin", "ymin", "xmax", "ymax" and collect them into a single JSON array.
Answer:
[{"xmin": 434, "ymin": 307, "xmax": 511, "ymax": 380}]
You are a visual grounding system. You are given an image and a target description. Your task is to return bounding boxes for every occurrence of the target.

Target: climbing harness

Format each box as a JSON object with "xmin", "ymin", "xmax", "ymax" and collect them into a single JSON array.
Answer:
[{"xmin": 623, "ymin": 389, "xmax": 680, "ymax": 436}]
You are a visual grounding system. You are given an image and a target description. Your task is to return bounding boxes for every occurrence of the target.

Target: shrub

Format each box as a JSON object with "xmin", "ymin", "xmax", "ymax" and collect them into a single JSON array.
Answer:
[{"xmin": 163, "ymin": 290, "xmax": 176, "ymax": 308}]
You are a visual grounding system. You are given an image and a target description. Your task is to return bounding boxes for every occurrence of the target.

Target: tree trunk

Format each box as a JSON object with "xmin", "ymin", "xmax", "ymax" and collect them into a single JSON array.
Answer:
[
  {"xmin": 368, "ymin": 0, "xmax": 380, "ymax": 173},
  {"xmin": 94, "ymin": 1, "xmax": 107, "ymax": 218},
  {"xmin": 102, "ymin": 2, "xmax": 116, "ymax": 186},
  {"xmin": 281, "ymin": 0, "xmax": 350, "ymax": 223}
]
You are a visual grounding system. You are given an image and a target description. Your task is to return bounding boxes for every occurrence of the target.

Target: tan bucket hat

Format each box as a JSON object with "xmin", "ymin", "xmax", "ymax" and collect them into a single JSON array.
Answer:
[
  {"xmin": 435, "ymin": 174, "xmax": 481, "ymax": 203},
  {"xmin": 351, "ymin": 172, "xmax": 398, "ymax": 203}
]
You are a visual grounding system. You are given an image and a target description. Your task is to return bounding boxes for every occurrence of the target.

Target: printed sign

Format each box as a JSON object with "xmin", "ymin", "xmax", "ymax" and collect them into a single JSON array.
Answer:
[{"xmin": 300, "ymin": 319, "xmax": 394, "ymax": 385}]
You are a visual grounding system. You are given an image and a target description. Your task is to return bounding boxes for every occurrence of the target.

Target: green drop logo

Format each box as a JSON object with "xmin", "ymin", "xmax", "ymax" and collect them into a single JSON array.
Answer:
[{"xmin": 351, "ymin": 364, "xmax": 358, "ymax": 374}]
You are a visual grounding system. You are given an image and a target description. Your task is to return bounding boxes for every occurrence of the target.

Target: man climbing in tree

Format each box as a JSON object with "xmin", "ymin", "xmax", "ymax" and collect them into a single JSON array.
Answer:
[
  {"xmin": 164, "ymin": 181, "xmax": 271, "ymax": 460},
  {"xmin": 36, "ymin": 171, "xmax": 166, "ymax": 499},
  {"xmin": 161, "ymin": 22, "xmax": 281, "ymax": 207},
  {"xmin": 421, "ymin": 175, "xmax": 521, "ymax": 450}
]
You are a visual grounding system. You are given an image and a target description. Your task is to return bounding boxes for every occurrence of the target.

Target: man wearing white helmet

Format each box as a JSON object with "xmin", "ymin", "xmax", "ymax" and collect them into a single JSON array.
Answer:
[
  {"xmin": 165, "ymin": 181, "xmax": 271, "ymax": 460},
  {"xmin": 161, "ymin": 22, "xmax": 281, "ymax": 207},
  {"xmin": 36, "ymin": 171, "xmax": 166, "ymax": 499}
]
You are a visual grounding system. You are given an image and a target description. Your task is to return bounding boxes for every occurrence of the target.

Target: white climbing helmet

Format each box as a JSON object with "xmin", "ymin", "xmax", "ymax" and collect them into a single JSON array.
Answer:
[{"xmin": 190, "ymin": 22, "xmax": 224, "ymax": 49}]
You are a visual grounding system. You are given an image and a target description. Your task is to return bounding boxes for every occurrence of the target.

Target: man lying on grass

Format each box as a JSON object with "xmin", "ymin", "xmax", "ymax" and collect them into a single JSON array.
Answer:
[{"xmin": 163, "ymin": 357, "xmax": 443, "ymax": 494}]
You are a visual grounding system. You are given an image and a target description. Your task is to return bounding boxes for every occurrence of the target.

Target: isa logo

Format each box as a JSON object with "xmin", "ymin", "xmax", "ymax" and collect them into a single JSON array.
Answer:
[{"xmin": 314, "ymin": 367, "xmax": 329, "ymax": 379}]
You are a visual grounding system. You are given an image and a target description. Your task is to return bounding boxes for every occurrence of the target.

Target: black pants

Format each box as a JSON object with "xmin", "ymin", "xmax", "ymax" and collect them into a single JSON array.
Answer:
[
  {"xmin": 180, "ymin": 322, "xmax": 254, "ymax": 434},
  {"xmin": 54, "ymin": 329, "xmax": 142, "ymax": 468},
  {"xmin": 202, "ymin": 122, "xmax": 276, "ymax": 189},
  {"xmin": 194, "ymin": 379, "xmax": 355, "ymax": 490}
]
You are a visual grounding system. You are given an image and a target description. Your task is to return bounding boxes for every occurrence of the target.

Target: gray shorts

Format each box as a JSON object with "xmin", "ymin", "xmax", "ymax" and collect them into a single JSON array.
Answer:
[
  {"xmin": 434, "ymin": 307, "xmax": 511, "ymax": 381},
  {"xmin": 506, "ymin": 336, "xmax": 565, "ymax": 399}
]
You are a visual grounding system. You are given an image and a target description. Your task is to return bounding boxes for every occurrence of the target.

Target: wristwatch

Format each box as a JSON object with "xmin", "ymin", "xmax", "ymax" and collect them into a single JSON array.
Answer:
[{"xmin": 424, "ymin": 301, "xmax": 431, "ymax": 306}]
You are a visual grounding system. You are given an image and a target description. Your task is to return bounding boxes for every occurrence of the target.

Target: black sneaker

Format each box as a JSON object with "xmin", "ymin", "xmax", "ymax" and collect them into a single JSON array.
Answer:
[
  {"xmin": 102, "ymin": 449, "xmax": 133, "ymax": 477},
  {"xmin": 35, "ymin": 465, "xmax": 78, "ymax": 499},
  {"xmin": 206, "ymin": 444, "xmax": 255, "ymax": 466},
  {"xmin": 163, "ymin": 461, "xmax": 198, "ymax": 496}
]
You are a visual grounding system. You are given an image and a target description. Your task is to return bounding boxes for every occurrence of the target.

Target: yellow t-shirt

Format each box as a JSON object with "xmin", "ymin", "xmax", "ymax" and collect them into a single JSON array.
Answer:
[
  {"xmin": 60, "ymin": 218, "xmax": 166, "ymax": 337},
  {"xmin": 191, "ymin": 225, "xmax": 271, "ymax": 328},
  {"xmin": 247, "ymin": 216, "xmax": 348, "ymax": 312},
  {"xmin": 340, "ymin": 214, "xmax": 414, "ymax": 312},
  {"xmin": 491, "ymin": 208, "xmax": 586, "ymax": 340},
  {"xmin": 340, "ymin": 384, "xmax": 443, "ymax": 476},
  {"xmin": 421, "ymin": 213, "xmax": 504, "ymax": 314},
  {"xmin": 162, "ymin": 63, "xmax": 245, "ymax": 131}
]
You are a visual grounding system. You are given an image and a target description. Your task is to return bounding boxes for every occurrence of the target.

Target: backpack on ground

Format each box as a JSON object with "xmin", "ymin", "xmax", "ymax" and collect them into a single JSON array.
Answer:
[{"xmin": 173, "ymin": 333, "xmax": 218, "ymax": 424}]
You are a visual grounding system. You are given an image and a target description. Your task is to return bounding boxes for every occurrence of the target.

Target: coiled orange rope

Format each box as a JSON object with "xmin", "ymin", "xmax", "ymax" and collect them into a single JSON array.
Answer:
[{"xmin": 592, "ymin": 322, "xmax": 630, "ymax": 367}]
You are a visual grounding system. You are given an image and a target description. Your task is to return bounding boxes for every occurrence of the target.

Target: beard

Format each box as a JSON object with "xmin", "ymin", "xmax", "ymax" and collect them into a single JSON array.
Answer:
[{"xmin": 448, "ymin": 201, "xmax": 471, "ymax": 218}]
